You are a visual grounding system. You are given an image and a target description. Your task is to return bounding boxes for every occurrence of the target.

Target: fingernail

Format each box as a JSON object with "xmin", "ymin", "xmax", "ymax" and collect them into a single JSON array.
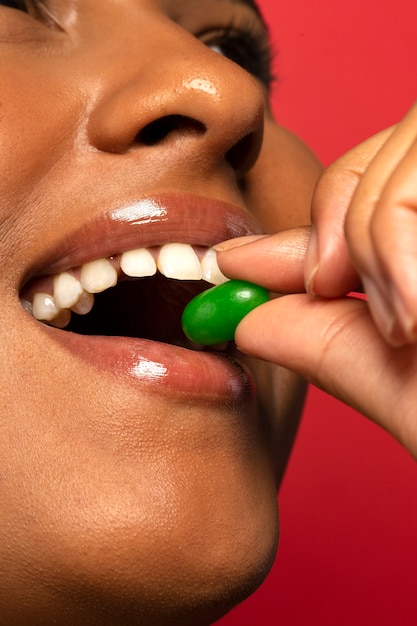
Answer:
[
  {"xmin": 304, "ymin": 227, "xmax": 319, "ymax": 295},
  {"xmin": 213, "ymin": 235, "xmax": 266, "ymax": 252},
  {"xmin": 362, "ymin": 277, "xmax": 405, "ymax": 346},
  {"xmin": 390, "ymin": 288, "xmax": 417, "ymax": 344},
  {"xmin": 388, "ymin": 318, "xmax": 408, "ymax": 347},
  {"xmin": 213, "ymin": 241, "xmax": 239, "ymax": 252}
]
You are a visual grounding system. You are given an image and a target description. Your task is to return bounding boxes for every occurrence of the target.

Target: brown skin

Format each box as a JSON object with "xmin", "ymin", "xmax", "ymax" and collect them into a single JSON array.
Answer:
[
  {"xmin": 218, "ymin": 103, "xmax": 417, "ymax": 460},
  {"xmin": 0, "ymin": 1, "xmax": 321, "ymax": 624}
]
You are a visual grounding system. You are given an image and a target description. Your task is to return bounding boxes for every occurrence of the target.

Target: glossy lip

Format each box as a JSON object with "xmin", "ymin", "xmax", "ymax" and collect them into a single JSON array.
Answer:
[
  {"xmin": 47, "ymin": 329, "xmax": 255, "ymax": 402},
  {"xmin": 27, "ymin": 192, "xmax": 262, "ymax": 402},
  {"xmin": 25, "ymin": 191, "xmax": 261, "ymax": 280}
]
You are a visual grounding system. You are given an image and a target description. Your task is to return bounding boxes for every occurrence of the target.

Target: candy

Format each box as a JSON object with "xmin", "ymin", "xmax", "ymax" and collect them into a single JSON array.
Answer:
[{"xmin": 181, "ymin": 280, "xmax": 269, "ymax": 345}]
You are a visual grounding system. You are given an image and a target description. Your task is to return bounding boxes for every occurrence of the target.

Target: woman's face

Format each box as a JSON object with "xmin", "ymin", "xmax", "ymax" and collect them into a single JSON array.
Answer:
[{"xmin": 0, "ymin": 0, "xmax": 320, "ymax": 623}]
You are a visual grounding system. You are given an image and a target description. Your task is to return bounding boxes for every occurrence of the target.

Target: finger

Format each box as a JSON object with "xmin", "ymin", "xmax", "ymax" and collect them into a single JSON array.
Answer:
[
  {"xmin": 345, "ymin": 103, "xmax": 417, "ymax": 343},
  {"xmin": 215, "ymin": 227, "xmax": 310, "ymax": 293},
  {"xmin": 235, "ymin": 294, "xmax": 417, "ymax": 457},
  {"xmin": 370, "ymin": 136, "xmax": 417, "ymax": 344},
  {"xmin": 305, "ymin": 126, "xmax": 396, "ymax": 297}
]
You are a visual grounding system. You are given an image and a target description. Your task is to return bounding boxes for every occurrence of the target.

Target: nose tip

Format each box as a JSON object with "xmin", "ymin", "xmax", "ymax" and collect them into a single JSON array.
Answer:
[{"xmin": 86, "ymin": 18, "xmax": 266, "ymax": 179}]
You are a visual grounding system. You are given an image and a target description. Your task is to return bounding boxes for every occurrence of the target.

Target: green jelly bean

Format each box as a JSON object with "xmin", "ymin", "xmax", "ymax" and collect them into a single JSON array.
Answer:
[{"xmin": 181, "ymin": 280, "xmax": 269, "ymax": 346}]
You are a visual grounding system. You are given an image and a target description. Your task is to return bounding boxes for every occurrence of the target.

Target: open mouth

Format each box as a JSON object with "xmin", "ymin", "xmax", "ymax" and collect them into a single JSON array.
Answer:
[
  {"xmin": 21, "ymin": 243, "xmax": 228, "ymax": 350},
  {"xmin": 17, "ymin": 194, "xmax": 262, "ymax": 397}
]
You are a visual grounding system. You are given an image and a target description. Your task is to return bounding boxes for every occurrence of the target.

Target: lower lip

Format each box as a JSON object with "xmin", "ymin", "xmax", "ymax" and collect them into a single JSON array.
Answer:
[{"xmin": 48, "ymin": 329, "xmax": 255, "ymax": 401}]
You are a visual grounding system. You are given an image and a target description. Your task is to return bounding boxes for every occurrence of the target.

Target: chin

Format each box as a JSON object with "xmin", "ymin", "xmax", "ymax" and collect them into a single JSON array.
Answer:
[
  {"xmin": 51, "ymin": 507, "xmax": 278, "ymax": 626},
  {"xmin": 4, "ymin": 458, "xmax": 279, "ymax": 626},
  {"xmin": 1, "ymin": 356, "xmax": 281, "ymax": 625}
]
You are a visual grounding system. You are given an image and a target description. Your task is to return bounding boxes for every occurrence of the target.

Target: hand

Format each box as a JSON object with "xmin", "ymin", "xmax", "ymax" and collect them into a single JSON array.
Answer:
[
  {"xmin": 216, "ymin": 104, "xmax": 417, "ymax": 457},
  {"xmin": 305, "ymin": 101, "xmax": 417, "ymax": 347}
]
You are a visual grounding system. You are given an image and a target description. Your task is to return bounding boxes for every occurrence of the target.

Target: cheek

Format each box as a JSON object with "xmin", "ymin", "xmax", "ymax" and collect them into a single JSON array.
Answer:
[
  {"xmin": 245, "ymin": 118, "xmax": 322, "ymax": 233},
  {"xmin": 0, "ymin": 62, "xmax": 75, "ymax": 223},
  {"xmin": 1, "ymin": 68, "xmax": 52, "ymax": 179},
  {"xmin": 0, "ymin": 62, "xmax": 81, "ymax": 283}
]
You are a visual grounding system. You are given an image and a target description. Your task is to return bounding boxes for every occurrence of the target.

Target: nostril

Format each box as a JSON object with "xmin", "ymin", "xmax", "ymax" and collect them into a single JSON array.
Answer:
[
  {"xmin": 225, "ymin": 131, "xmax": 263, "ymax": 176},
  {"xmin": 138, "ymin": 115, "xmax": 206, "ymax": 145}
]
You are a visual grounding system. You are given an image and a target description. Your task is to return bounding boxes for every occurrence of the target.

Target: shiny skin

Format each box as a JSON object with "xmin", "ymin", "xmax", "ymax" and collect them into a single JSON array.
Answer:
[{"xmin": 0, "ymin": 1, "xmax": 321, "ymax": 624}]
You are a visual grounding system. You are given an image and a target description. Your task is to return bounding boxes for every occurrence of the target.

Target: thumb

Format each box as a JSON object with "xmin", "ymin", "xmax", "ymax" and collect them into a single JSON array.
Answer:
[{"xmin": 236, "ymin": 293, "xmax": 417, "ymax": 455}]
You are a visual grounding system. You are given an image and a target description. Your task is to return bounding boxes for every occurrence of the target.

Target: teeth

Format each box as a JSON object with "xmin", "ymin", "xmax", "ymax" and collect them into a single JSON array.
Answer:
[
  {"xmin": 49, "ymin": 309, "xmax": 72, "ymax": 329},
  {"xmin": 120, "ymin": 248, "xmax": 157, "ymax": 278},
  {"xmin": 20, "ymin": 299, "xmax": 33, "ymax": 315},
  {"xmin": 54, "ymin": 272, "xmax": 84, "ymax": 309},
  {"xmin": 157, "ymin": 243, "xmax": 202, "ymax": 280},
  {"xmin": 80, "ymin": 258, "xmax": 118, "ymax": 293},
  {"xmin": 26, "ymin": 243, "xmax": 231, "ymax": 327},
  {"xmin": 71, "ymin": 290, "xmax": 95, "ymax": 315},
  {"xmin": 32, "ymin": 292, "xmax": 61, "ymax": 322},
  {"xmin": 200, "ymin": 249, "xmax": 228, "ymax": 285},
  {"xmin": 120, "ymin": 244, "xmax": 226, "ymax": 283}
]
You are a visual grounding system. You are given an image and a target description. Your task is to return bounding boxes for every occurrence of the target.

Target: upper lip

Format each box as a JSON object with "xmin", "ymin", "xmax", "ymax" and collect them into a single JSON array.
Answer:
[{"xmin": 23, "ymin": 191, "xmax": 261, "ymax": 284}]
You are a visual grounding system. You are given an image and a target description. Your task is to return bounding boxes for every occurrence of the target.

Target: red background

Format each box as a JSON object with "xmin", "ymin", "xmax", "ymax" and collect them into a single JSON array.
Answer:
[{"xmin": 218, "ymin": 1, "xmax": 417, "ymax": 624}]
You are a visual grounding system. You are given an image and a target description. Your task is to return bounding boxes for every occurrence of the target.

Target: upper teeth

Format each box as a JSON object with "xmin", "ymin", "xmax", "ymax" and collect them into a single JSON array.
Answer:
[
  {"xmin": 54, "ymin": 272, "xmax": 85, "ymax": 308},
  {"xmin": 119, "ymin": 248, "xmax": 157, "ymax": 278},
  {"xmin": 80, "ymin": 259, "xmax": 118, "ymax": 294},
  {"xmin": 25, "ymin": 243, "xmax": 228, "ymax": 327},
  {"xmin": 157, "ymin": 243, "xmax": 202, "ymax": 280}
]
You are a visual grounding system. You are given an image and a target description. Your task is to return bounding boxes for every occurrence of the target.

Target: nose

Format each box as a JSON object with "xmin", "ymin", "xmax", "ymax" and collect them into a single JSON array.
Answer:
[{"xmin": 85, "ymin": 9, "xmax": 265, "ymax": 178}]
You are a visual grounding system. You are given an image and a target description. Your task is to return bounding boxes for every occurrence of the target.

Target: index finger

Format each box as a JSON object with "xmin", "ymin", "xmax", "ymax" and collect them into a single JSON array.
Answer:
[
  {"xmin": 305, "ymin": 126, "xmax": 396, "ymax": 297},
  {"xmin": 215, "ymin": 227, "xmax": 310, "ymax": 293}
]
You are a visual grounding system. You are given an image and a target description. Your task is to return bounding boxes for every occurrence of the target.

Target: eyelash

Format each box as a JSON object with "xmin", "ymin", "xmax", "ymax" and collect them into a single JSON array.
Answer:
[
  {"xmin": 0, "ymin": 0, "xmax": 59, "ymax": 27},
  {"xmin": 0, "ymin": 2, "xmax": 275, "ymax": 89},
  {"xmin": 1, "ymin": 0, "xmax": 37, "ymax": 13},
  {"xmin": 203, "ymin": 21, "xmax": 275, "ymax": 89}
]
